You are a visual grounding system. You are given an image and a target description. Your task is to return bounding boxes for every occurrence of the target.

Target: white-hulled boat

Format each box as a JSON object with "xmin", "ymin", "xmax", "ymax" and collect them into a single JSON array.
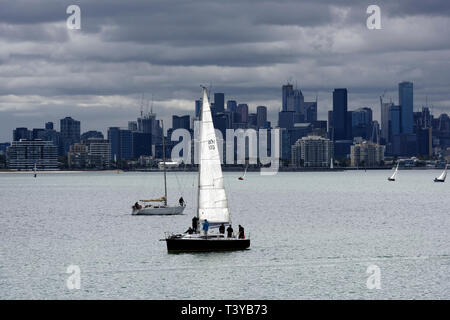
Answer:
[
  {"xmin": 163, "ymin": 87, "xmax": 250, "ymax": 252},
  {"xmin": 388, "ymin": 162, "xmax": 399, "ymax": 181},
  {"xmin": 434, "ymin": 164, "xmax": 448, "ymax": 182},
  {"xmin": 131, "ymin": 120, "xmax": 186, "ymax": 216}
]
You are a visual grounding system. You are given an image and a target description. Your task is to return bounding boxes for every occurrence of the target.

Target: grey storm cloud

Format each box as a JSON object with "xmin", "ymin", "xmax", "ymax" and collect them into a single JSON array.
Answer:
[{"xmin": 1, "ymin": 0, "xmax": 450, "ymax": 141}]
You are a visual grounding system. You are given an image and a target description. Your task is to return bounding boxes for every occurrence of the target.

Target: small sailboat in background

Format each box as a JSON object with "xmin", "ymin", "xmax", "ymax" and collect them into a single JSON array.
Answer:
[
  {"xmin": 388, "ymin": 162, "xmax": 399, "ymax": 181},
  {"xmin": 238, "ymin": 163, "xmax": 248, "ymax": 180},
  {"xmin": 33, "ymin": 161, "xmax": 37, "ymax": 178},
  {"xmin": 434, "ymin": 164, "xmax": 448, "ymax": 182},
  {"xmin": 330, "ymin": 157, "xmax": 334, "ymax": 169},
  {"xmin": 132, "ymin": 120, "xmax": 186, "ymax": 216}
]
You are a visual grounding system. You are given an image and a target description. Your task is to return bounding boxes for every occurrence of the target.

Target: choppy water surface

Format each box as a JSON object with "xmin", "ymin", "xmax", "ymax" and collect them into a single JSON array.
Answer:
[{"xmin": 1, "ymin": 170, "xmax": 449, "ymax": 299}]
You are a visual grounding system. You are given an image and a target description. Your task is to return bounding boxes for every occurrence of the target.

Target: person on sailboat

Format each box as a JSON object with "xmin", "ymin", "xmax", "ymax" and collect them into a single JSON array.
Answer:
[
  {"xmin": 192, "ymin": 216, "xmax": 199, "ymax": 233},
  {"xmin": 202, "ymin": 219, "xmax": 210, "ymax": 236},
  {"xmin": 179, "ymin": 197, "xmax": 185, "ymax": 206},
  {"xmin": 238, "ymin": 225, "xmax": 245, "ymax": 239},
  {"xmin": 226, "ymin": 225, "xmax": 234, "ymax": 238},
  {"xmin": 185, "ymin": 227, "xmax": 194, "ymax": 234},
  {"xmin": 219, "ymin": 223, "xmax": 225, "ymax": 234}
]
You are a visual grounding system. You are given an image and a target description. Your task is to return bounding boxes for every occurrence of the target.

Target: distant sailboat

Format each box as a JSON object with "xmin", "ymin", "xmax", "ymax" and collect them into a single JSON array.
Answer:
[
  {"xmin": 434, "ymin": 164, "xmax": 448, "ymax": 182},
  {"xmin": 388, "ymin": 163, "xmax": 399, "ymax": 181},
  {"xmin": 163, "ymin": 87, "xmax": 250, "ymax": 252},
  {"xmin": 33, "ymin": 161, "xmax": 37, "ymax": 178},
  {"xmin": 131, "ymin": 120, "xmax": 186, "ymax": 215},
  {"xmin": 330, "ymin": 157, "xmax": 334, "ymax": 169},
  {"xmin": 238, "ymin": 163, "xmax": 248, "ymax": 180}
]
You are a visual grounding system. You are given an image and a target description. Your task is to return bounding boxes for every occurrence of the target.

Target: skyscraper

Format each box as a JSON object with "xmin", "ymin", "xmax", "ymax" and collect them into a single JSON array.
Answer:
[
  {"xmin": 227, "ymin": 100, "xmax": 237, "ymax": 113},
  {"xmin": 282, "ymin": 83, "xmax": 294, "ymax": 111},
  {"xmin": 236, "ymin": 104, "xmax": 249, "ymax": 123},
  {"xmin": 399, "ymin": 81, "xmax": 413, "ymax": 134},
  {"xmin": 195, "ymin": 100, "xmax": 202, "ymax": 118},
  {"xmin": 214, "ymin": 93, "xmax": 225, "ymax": 113},
  {"xmin": 332, "ymin": 89, "xmax": 348, "ymax": 140},
  {"xmin": 172, "ymin": 115, "xmax": 190, "ymax": 130},
  {"xmin": 256, "ymin": 106, "xmax": 267, "ymax": 128},
  {"xmin": 60, "ymin": 117, "xmax": 81, "ymax": 154}
]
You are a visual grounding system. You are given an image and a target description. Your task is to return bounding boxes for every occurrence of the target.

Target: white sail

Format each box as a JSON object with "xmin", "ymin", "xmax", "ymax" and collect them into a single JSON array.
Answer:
[
  {"xmin": 197, "ymin": 87, "xmax": 230, "ymax": 225},
  {"xmin": 330, "ymin": 157, "xmax": 334, "ymax": 169},
  {"xmin": 390, "ymin": 163, "xmax": 399, "ymax": 180},
  {"xmin": 437, "ymin": 165, "xmax": 447, "ymax": 181}
]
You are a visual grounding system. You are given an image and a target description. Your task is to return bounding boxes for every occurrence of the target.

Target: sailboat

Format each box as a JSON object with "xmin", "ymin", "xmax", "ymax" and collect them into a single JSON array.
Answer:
[
  {"xmin": 330, "ymin": 157, "xmax": 334, "ymax": 169},
  {"xmin": 388, "ymin": 163, "xmax": 399, "ymax": 181},
  {"xmin": 33, "ymin": 161, "xmax": 37, "ymax": 178},
  {"xmin": 434, "ymin": 164, "xmax": 448, "ymax": 182},
  {"xmin": 238, "ymin": 163, "xmax": 248, "ymax": 180},
  {"xmin": 132, "ymin": 120, "xmax": 186, "ymax": 215},
  {"xmin": 163, "ymin": 87, "xmax": 250, "ymax": 252}
]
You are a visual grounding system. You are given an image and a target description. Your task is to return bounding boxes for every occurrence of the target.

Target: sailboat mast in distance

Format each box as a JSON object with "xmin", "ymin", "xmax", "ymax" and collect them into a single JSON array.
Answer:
[{"xmin": 162, "ymin": 120, "xmax": 168, "ymax": 206}]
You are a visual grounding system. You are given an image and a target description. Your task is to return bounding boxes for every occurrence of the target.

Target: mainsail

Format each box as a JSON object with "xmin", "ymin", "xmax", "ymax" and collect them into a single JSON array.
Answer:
[
  {"xmin": 390, "ymin": 163, "xmax": 399, "ymax": 180},
  {"xmin": 437, "ymin": 165, "xmax": 447, "ymax": 181},
  {"xmin": 197, "ymin": 87, "xmax": 230, "ymax": 225}
]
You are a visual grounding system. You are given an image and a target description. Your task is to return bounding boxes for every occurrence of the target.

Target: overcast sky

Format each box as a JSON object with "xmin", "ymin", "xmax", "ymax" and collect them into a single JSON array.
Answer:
[{"xmin": 1, "ymin": 0, "xmax": 450, "ymax": 141}]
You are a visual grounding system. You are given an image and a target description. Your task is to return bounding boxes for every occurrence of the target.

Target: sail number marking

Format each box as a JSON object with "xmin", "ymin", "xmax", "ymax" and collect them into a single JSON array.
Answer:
[{"xmin": 208, "ymin": 139, "xmax": 215, "ymax": 150}]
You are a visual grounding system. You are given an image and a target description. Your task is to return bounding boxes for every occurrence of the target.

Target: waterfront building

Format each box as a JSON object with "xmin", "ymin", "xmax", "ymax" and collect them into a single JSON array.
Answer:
[
  {"xmin": 291, "ymin": 135, "xmax": 333, "ymax": 167},
  {"xmin": 350, "ymin": 141, "xmax": 385, "ymax": 167},
  {"xmin": 7, "ymin": 139, "xmax": 58, "ymax": 170}
]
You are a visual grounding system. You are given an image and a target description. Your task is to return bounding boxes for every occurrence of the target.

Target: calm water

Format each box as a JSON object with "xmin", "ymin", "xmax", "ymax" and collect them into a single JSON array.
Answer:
[{"xmin": 1, "ymin": 169, "xmax": 449, "ymax": 299}]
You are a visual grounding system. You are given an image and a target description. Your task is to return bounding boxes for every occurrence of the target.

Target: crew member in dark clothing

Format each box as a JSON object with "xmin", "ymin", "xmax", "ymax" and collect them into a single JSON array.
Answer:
[
  {"xmin": 192, "ymin": 216, "xmax": 199, "ymax": 233},
  {"xmin": 226, "ymin": 225, "xmax": 234, "ymax": 238},
  {"xmin": 238, "ymin": 225, "xmax": 245, "ymax": 239},
  {"xmin": 179, "ymin": 197, "xmax": 185, "ymax": 206},
  {"xmin": 219, "ymin": 223, "xmax": 225, "ymax": 234},
  {"xmin": 185, "ymin": 227, "xmax": 194, "ymax": 234}
]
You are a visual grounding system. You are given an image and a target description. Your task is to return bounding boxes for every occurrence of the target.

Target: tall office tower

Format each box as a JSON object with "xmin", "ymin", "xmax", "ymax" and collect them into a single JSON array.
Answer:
[
  {"xmin": 237, "ymin": 104, "xmax": 249, "ymax": 123},
  {"xmin": 389, "ymin": 105, "xmax": 401, "ymax": 143},
  {"xmin": 107, "ymin": 127, "xmax": 133, "ymax": 160},
  {"xmin": 172, "ymin": 115, "xmax": 190, "ymax": 130},
  {"xmin": 227, "ymin": 100, "xmax": 237, "ymax": 113},
  {"xmin": 292, "ymin": 89, "xmax": 304, "ymax": 114},
  {"xmin": 399, "ymin": 81, "xmax": 413, "ymax": 134},
  {"xmin": 278, "ymin": 111, "xmax": 295, "ymax": 129},
  {"xmin": 328, "ymin": 110, "xmax": 333, "ymax": 139},
  {"xmin": 351, "ymin": 107, "xmax": 373, "ymax": 140},
  {"xmin": 332, "ymin": 88, "xmax": 348, "ymax": 140},
  {"xmin": 195, "ymin": 100, "xmax": 202, "ymax": 118},
  {"xmin": 60, "ymin": 117, "xmax": 81, "ymax": 154},
  {"xmin": 214, "ymin": 93, "xmax": 225, "ymax": 113},
  {"xmin": 132, "ymin": 132, "xmax": 152, "ymax": 158},
  {"xmin": 13, "ymin": 127, "xmax": 31, "ymax": 141},
  {"xmin": 32, "ymin": 128, "xmax": 46, "ymax": 140},
  {"xmin": 128, "ymin": 121, "xmax": 138, "ymax": 131},
  {"xmin": 303, "ymin": 102, "xmax": 317, "ymax": 122},
  {"xmin": 45, "ymin": 122, "xmax": 54, "ymax": 130},
  {"xmin": 248, "ymin": 113, "xmax": 258, "ymax": 127},
  {"xmin": 256, "ymin": 106, "xmax": 268, "ymax": 128},
  {"xmin": 282, "ymin": 83, "xmax": 294, "ymax": 111}
]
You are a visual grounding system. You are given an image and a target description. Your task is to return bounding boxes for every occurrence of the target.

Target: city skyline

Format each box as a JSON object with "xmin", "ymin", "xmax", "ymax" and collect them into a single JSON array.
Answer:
[{"xmin": 2, "ymin": 1, "xmax": 450, "ymax": 141}]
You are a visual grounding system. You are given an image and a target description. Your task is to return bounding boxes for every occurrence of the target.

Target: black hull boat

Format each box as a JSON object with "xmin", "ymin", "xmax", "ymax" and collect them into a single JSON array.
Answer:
[
  {"xmin": 434, "ymin": 178, "xmax": 445, "ymax": 182},
  {"xmin": 165, "ymin": 234, "xmax": 250, "ymax": 253},
  {"xmin": 387, "ymin": 177, "xmax": 395, "ymax": 181},
  {"xmin": 163, "ymin": 87, "xmax": 251, "ymax": 253}
]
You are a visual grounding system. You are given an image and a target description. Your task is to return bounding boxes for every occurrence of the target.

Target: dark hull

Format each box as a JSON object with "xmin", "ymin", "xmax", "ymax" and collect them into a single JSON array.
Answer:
[
  {"xmin": 388, "ymin": 178, "xmax": 395, "ymax": 181},
  {"xmin": 434, "ymin": 179, "xmax": 445, "ymax": 182},
  {"xmin": 166, "ymin": 238, "xmax": 250, "ymax": 253}
]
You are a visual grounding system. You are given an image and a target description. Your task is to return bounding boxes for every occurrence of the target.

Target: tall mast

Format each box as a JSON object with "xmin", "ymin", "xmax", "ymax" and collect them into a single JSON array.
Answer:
[
  {"xmin": 162, "ymin": 120, "xmax": 167, "ymax": 206},
  {"xmin": 197, "ymin": 87, "xmax": 205, "ymax": 219}
]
